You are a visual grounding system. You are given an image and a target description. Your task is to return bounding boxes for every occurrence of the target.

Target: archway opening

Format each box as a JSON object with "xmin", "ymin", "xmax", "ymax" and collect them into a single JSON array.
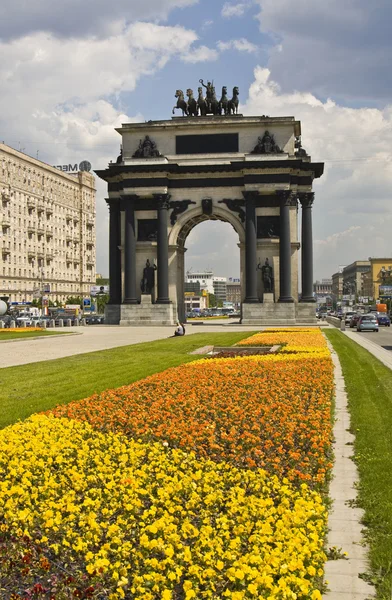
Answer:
[{"xmin": 181, "ymin": 219, "xmax": 241, "ymax": 320}]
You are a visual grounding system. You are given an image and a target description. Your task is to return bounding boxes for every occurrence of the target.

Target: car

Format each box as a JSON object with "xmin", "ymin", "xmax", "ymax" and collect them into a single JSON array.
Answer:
[
  {"xmin": 344, "ymin": 311, "xmax": 356, "ymax": 325},
  {"xmin": 16, "ymin": 316, "xmax": 33, "ymax": 327},
  {"xmin": 357, "ymin": 314, "xmax": 379, "ymax": 332},
  {"xmin": 375, "ymin": 312, "xmax": 391, "ymax": 327},
  {"xmin": 0, "ymin": 315, "xmax": 12, "ymax": 328},
  {"xmin": 349, "ymin": 314, "xmax": 361, "ymax": 328},
  {"xmin": 85, "ymin": 315, "xmax": 105, "ymax": 325}
]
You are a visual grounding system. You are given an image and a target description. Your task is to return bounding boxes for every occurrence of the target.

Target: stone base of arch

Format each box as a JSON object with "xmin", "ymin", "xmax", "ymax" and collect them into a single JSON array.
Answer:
[
  {"xmin": 242, "ymin": 302, "xmax": 316, "ymax": 325},
  {"xmin": 105, "ymin": 300, "xmax": 176, "ymax": 327}
]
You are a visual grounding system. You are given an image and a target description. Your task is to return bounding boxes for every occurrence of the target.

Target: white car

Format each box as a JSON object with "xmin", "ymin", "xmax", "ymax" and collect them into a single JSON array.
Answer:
[
  {"xmin": 16, "ymin": 316, "xmax": 33, "ymax": 327},
  {"xmin": 344, "ymin": 312, "xmax": 356, "ymax": 325}
]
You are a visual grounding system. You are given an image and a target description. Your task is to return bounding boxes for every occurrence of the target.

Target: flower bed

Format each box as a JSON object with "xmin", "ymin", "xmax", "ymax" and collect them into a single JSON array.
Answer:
[
  {"xmin": 0, "ymin": 327, "xmax": 42, "ymax": 333},
  {"xmin": 0, "ymin": 328, "xmax": 333, "ymax": 599},
  {"xmin": 0, "ymin": 416, "xmax": 326, "ymax": 600}
]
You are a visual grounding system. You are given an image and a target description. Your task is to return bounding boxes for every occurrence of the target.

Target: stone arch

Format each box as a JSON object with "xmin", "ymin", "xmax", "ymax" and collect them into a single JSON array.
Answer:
[
  {"xmin": 169, "ymin": 205, "xmax": 245, "ymax": 322},
  {"xmin": 168, "ymin": 204, "xmax": 245, "ymax": 247}
]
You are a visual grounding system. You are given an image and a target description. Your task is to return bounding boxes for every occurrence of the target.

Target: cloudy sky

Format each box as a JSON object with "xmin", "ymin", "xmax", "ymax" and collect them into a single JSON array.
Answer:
[{"xmin": 2, "ymin": 0, "xmax": 392, "ymax": 281}]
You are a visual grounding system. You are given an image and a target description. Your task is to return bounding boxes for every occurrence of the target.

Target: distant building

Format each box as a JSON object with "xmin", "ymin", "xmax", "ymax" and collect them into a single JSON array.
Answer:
[
  {"xmin": 0, "ymin": 143, "xmax": 96, "ymax": 303},
  {"xmin": 184, "ymin": 281, "xmax": 201, "ymax": 294},
  {"xmin": 313, "ymin": 279, "xmax": 332, "ymax": 295},
  {"xmin": 212, "ymin": 277, "xmax": 227, "ymax": 303},
  {"xmin": 362, "ymin": 258, "xmax": 392, "ymax": 301},
  {"xmin": 226, "ymin": 279, "xmax": 241, "ymax": 306},
  {"xmin": 184, "ymin": 289, "xmax": 208, "ymax": 313},
  {"xmin": 331, "ymin": 271, "xmax": 344, "ymax": 300},
  {"xmin": 342, "ymin": 261, "xmax": 371, "ymax": 298},
  {"xmin": 186, "ymin": 270, "xmax": 227, "ymax": 302}
]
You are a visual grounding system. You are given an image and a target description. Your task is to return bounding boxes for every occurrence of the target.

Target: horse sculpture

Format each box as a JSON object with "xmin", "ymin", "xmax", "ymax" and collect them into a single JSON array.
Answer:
[
  {"xmin": 209, "ymin": 85, "xmax": 220, "ymax": 115},
  {"xmin": 173, "ymin": 90, "xmax": 188, "ymax": 116},
  {"xmin": 219, "ymin": 86, "xmax": 229, "ymax": 116},
  {"xmin": 186, "ymin": 89, "xmax": 198, "ymax": 117},
  {"xmin": 197, "ymin": 87, "xmax": 207, "ymax": 116},
  {"xmin": 228, "ymin": 86, "xmax": 239, "ymax": 115}
]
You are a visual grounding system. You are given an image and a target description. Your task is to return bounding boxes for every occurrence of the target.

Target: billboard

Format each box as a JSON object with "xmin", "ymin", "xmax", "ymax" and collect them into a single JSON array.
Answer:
[
  {"xmin": 90, "ymin": 285, "xmax": 109, "ymax": 296},
  {"xmin": 379, "ymin": 285, "xmax": 392, "ymax": 296}
]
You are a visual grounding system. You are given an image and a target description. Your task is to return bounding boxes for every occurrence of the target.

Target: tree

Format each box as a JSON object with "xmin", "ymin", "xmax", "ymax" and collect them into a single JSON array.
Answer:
[
  {"xmin": 96, "ymin": 293, "xmax": 109, "ymax": 314},
  {"xmin": 208, "ymin": 293, "xmax": 217, "ymax": 308},
  {"xmin": 65, "ymin": 296, "xmax": 83, "ymax": 307}
]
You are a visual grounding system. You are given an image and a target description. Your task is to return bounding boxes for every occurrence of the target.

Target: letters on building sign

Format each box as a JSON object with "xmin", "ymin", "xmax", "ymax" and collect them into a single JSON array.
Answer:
[{"xmin": 54, "ymin": 164, "xmax": 78, "ymax": 173}]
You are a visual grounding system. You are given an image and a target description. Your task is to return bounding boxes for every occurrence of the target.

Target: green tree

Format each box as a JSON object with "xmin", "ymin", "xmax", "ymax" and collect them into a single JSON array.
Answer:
[
  {"xmin": 208, "ymin": 293, "xmax": 217, "ymax": 308},
  {"xmin": 65, "ymin": 296, "xmax": 83, "ymax": 307}
]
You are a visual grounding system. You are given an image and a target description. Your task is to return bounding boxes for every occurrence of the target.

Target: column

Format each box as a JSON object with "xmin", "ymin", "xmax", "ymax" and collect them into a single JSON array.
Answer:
[
  {"xmin": 107, "ymin": 200, "xmax": 122, "ymax": 304},
  {"xmin": 243, "ymin": 191, "xmax": 259, "ymax": 303},
  {"xmin": 278, "ymin": 190, "xmax": 294, "ymax": 303},
  {"xmin": 299, "ymin": 192, "xmax": 315, "ymax": 302},
  {"xmin": 155, "ymin": 194, "xmax": 171, "ymax": 304},
  {"xmin": 123, "ymin": 196, "xmax": 138, "ymax": 304}
]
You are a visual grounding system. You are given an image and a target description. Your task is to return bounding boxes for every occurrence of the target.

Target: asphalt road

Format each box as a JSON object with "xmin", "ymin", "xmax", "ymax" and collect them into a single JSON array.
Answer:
[{"xmin": 346, "ymin": 323, "xmax": 392, "ymax": 352}]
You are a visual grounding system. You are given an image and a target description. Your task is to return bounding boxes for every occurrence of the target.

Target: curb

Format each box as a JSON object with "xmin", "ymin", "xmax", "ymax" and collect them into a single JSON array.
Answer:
[{"xmin": 323, "ymin": 341, "xmax": 375, "ymax": 599}]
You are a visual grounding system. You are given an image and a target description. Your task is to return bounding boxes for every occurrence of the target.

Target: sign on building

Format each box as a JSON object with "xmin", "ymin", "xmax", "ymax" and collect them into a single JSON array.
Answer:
[{"xmin": 90, "ymin": 285, "xmax": 109, "ymax": 296}]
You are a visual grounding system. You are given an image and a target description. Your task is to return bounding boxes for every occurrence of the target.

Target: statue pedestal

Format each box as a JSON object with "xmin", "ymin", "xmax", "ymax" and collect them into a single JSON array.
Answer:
[
  {"xmin": 263, "ymin": 293, "xmax": 274, "ymax": 304},
  {"xmin": 141, "ymin": 294, "xmax": 152, "ymax": 305}
]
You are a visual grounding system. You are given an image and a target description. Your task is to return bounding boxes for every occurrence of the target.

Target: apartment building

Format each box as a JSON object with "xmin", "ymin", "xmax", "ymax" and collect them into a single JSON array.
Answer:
[{"xmin": 0, "ymin": 143, "xmax": 96, "ymax": 303}]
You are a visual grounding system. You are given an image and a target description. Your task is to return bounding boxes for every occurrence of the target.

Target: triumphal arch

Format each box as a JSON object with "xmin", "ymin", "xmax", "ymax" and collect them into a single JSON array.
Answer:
[{"xmin": 96, "ymin": 82, "xmax": 323, "ymax": 325}]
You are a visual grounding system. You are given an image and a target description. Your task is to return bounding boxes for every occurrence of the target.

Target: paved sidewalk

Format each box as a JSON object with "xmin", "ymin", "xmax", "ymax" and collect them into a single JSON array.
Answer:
[{"xmin": 0, "ymin": 323, "xmax": 258, "ymax": 368}]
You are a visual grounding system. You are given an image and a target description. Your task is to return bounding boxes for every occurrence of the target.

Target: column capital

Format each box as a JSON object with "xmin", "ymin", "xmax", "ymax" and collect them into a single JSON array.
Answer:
[
  {"xmin": 242, "ymin": 190, "xmax": 259, "ymax": 203},
  {"xmin": 105, "ymin": 198, "xmax": 121, "ymax": 210},
  {"xmin": 298, "ymin": 191, "xmax": 315, "ymax": 208},
  {"xmin": 154, "ymin": 193, "xmax": 171, "ymax": 209},
  {"xmin": 276, "ymin": 189, "xmax": 296, "ymax": 206}
]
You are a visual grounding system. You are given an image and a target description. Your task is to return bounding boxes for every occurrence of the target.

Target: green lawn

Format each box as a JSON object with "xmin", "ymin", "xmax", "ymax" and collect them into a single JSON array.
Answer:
[
  {"xmin": 0, "ymin": 331, "xmax": 251, "ymax": 429},
  {"xmin": 325, "ymin": 329, "xmax": 392, "ymax": 598},
  {"xmin": 0, "ymin": 330, "xmax": 71, "ymax": 340}
]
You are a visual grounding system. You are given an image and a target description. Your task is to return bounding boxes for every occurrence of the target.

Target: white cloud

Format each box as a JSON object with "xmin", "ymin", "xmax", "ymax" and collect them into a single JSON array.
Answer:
[
  {"xmin": 221, "ymin": 2, "xmax": 250, "ymax": 18},
  {"xmin": 217, "ymin": 38, "xmax": 258, "ymax": 53},
  {"xmin": 0, "ymin": 0, "xmax": 200, "ymax": 40},
  {"xmin": 182, "ymin": 45, "xmax": 219, "ymax": 63},
  {"xmin": 254, "ymin": 0, "xmax": 392, "ymax": 101},
  {"xmin": 244, "ymin": 67, "xmax": 392, "ymax": 278},
  {"xmin": 0, "ymin": 19, "xmax": 209, "ymax": 275}
]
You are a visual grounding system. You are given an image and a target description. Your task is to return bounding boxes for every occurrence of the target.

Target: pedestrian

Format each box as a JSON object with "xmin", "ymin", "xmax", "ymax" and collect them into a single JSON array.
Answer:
[{"xmin": 174, "ymin": 321, "xmax": 185, "ymax": 337}]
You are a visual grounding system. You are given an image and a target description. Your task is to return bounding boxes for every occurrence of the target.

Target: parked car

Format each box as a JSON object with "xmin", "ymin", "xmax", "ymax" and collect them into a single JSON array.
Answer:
[
  {"xmin": 349, "ymin": 314, "xmax": 361, "ymax": 328},
  {"xmin": 0, "ymin": 315, "xmax": 12, "ymax": 328},
  {"xmin": 344, "ymin": 311, "xmax": 356, "ymax": 325},
  {"xmin": 85, "ymin": 315, "xmax": 105, "ymax": 325},
  {"xmin": 357, "ymin": 314, "xmax": 379, "ymax": 332},
  {"xmin": 375, "ymin": 312, "xmax": 391, "ymax": 327},
  {"xmin": 16, "ymin": 315, "xmax": 33, "ymax": 327}
]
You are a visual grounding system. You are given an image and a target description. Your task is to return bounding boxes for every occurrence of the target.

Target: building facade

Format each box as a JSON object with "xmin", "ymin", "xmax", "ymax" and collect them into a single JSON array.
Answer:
[
  {"xmin": 331, "ymin": 271, "xmax": 344, "ymax": 300},
  {"xmin": 96, "ymin": 112, "xmax": 323, "ymax": 325},
  {"xmin": 313, "ymin": 278, "xmax": 332, "ymax": 295},
  {"xmin": 342, "ymin": 261, "xmax": 370, "ymax": 299},
  {"xmin": 362, "ymin": 258, "xmax": 392, "ymax": 301},
  {"xmin": 226, "ymin": 279, "xmax": 241, "ymax": 307},
  {"xmin": 212, "ymin": 277, "xmax": 227, "ymax": 303},
  {"xmin": 0, "ymin": 144, "xmax": 96, "ymax": 303}
]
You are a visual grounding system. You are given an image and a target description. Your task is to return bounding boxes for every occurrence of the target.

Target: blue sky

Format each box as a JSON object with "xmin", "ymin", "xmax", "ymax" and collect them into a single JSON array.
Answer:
[{"xmin": 1, "ymin": 0, "xmax": 392, "ymax": 281}]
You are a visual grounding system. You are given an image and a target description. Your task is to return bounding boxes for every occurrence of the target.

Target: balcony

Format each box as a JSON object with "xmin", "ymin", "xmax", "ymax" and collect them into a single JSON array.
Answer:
[
  {"xmin": 37, "ymin": 251, "xmax": 44, "ymax": 259},
  {"xmin": 73, "ymin": 236, "xmax": 80, "ymax": 244},
  {"xmin": 28, "ymin": 250, "xmax": 36, "ymax": 259},
  {"xmin": 66, "ymin": 234, "xmax": 73, "ymax": 243},
  {"xmin": 66, "ymin": 252, "xmax": 73, "ymax": 262},
  {"xmin": 46, "ymin": 229, "xmax": 53, "ymax": 239},
  {"xmin": 1, "ymin": 217, "xmax": 11, "ymax": 229},
  {"xmin": 86, "ymin": 239, "xmax": 94, "ymax": 248},
  {"xmin": 46, "ymin": 206, "xmax": 53, "ymax": 216},
  {"xmin": 37, "ymin": 225, "xmax": 45, "ymax": 236},
  {"xmin": 1, "ymin": 190, "xmax": 11, "ymax": 203},
  {"xmin": 37, "ymin": 203, "xmax": 45, "ymax": 213},
  {"xmin": 73, "ymin": 215, "xmax": 80, "ymax": 224},
  {"xmin": 27, "ymin": 225, "xmax": 36, "ymax": 234},
  {"xmin": 74, "ymin": 257, "xmax": 80, "ymax": 264},
  {"xmin": 46, "ymin": 251, "xmax": 54, "ymax": 261},
  {"xmin": 86, "ymin": 257, "xmax": 95, "ymax": 267},
  {"xmin": 86, "ymin": 217, "xmax": 94, "ymax": 227},
  {"xmin": 27, "ymin": 198, "xmax": 35, "ymax": 209},
  {"xmin": 1, "ymin": 243, "xmax": 11, "ymax": 255}
]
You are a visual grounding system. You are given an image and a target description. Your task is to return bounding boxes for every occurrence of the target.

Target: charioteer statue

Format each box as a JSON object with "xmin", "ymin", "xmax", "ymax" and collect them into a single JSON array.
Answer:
[{"xmin": 172, "ymin": 79, "xmax": 239, "ymax": 117}]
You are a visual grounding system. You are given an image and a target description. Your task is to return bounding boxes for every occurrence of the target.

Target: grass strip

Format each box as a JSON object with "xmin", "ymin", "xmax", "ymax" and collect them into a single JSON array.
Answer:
[
  {"xmin": 0, "ymin": 331, "xmax": 70, "ymax": 340},
  {"xmin": 0, "ymin": 331, "xmax": 250, "ymax": 429},
  {"xmin": 325, "ymin": 329, "xmax": 392, "ymax": 598}
]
